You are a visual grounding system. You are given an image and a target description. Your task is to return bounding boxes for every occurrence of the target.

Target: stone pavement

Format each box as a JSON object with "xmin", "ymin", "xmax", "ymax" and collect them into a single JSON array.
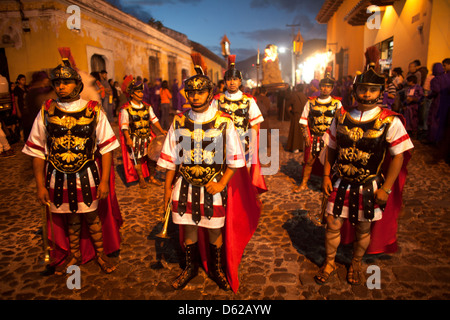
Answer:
[{"xmin": 1, "ymin": 113, "xmax": 450, "ymax": 301}]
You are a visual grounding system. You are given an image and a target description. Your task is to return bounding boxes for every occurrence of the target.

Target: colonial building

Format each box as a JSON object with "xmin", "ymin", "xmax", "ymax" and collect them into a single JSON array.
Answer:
[
  {"xmin": 316, "ymin": 0, "xmax": 450, "ymax": 79},
  {"xmin": 0, "ymin": 0, "xmax": 225, "ymax": 86}
]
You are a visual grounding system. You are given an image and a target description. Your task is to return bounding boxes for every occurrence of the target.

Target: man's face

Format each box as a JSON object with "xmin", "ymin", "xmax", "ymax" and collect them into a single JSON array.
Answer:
[
  {"xmin": 443, "ymin": 63, "xmax": 450, "ymax": 73},
  {"xmin": 319, "ymin": 84, "xmax": 333, "ymax": 97},
  {"xmin": 226, "ymin": 77, "xmax": 241, "ymax": 93},
  {"xmin": 100, "ymin": 72, "xmax": 107, "ymax": 80},
  {"xmin": 131, "ymin": 89, "xmax": 144, "ymax": 102},
  {"xmin": 18, "ymin": 77, "xmax": 26, "ymax": 86},
  {"xmin": 186, "ymin": 89, "xmax": 210, "ymax": 112},
  {"xmin": 54, "ymin": 79, "xmax": 77, "ymax": 97},
  {"xmin": 356, "ymin": 84, "xmax": 381, "ymax": 105},
  {"xmin": 408, "ymin": 63, "xmax": 416, "ymax": 73}
]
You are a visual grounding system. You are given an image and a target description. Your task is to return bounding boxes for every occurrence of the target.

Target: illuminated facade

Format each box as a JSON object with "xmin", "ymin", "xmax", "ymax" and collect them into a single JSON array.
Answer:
[
  {"xmin": 0, "ymin": 0, "xmax": 225, "ymax": 86},
  {"xmin": 316, "ymin": 0, "xmax": 450, "ymax": 79}
]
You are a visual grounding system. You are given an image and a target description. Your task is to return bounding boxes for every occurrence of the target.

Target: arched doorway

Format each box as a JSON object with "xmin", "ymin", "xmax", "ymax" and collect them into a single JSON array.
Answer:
[{"xmin": 90, "ymin": 54, "xmax": 106, "ymax": 73}]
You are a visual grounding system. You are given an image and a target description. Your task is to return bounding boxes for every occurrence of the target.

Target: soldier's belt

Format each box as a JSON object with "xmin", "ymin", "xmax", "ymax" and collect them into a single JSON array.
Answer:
[
  {"xmin": 331, "ymin": 174, "xmax": 384, "ymax": 225},
  {"xmin": 45, "ymin": 160, "xmax": 100, "ymax": 213}
]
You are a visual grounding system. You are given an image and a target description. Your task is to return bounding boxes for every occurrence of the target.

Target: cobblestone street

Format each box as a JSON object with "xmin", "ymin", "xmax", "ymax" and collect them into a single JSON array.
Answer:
[{"xmin": 1, "ymin": 113, "xmax": 450, "ymax": 301}]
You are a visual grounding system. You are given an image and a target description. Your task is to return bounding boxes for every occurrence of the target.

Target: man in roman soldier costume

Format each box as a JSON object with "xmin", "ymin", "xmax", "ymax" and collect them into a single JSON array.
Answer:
[
  {"xmin": 315, "ymin": 63, "xmax": 413, "ymax": 285},
  {"xmin": 211, "ymin": 55, "xmax": 267, "ymax": 194},
  {"xmin": 157, "ymin": 53, "xmax": 260, "ymax": 292},
  {"xmin": 295, "ymin": 73, "xmax": 342, "ymax": 192},
  {"xmin": 119, "ymin": 79, "xmax": 166, "ymax": 189},
  {"xmin": 23, "ymin": 59, "xmax": 122, "ymax": 275}
]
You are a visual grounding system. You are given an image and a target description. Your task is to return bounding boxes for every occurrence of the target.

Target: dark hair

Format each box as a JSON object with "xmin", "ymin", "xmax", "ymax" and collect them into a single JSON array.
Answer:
[
  {"xmin": 406, "ymin": 75, "xmax": 417, "ymax": 84},
  {"xmin": 90, "ymin": 71, "xmax": 100, "ymax": 81},
  {"xmin": 413, "ymin": 60, "xmax": 421, "ymax": 66},
  {"xmin": 161, "ymin": 80, "xmax": 169, "ymax": 89},
  {"xmin": 16, "ymin": 74, "xmax": 26, "ymax": 82},
  {"xmin": 393, "ymin": 67, "xmax": 403, "ymax": 75},
  {"xmin": 30, "ymin": 71, "xmax": 49, "ymax": 84},
  {"xmin": 442, "ymin": 58, "xmax": 450, "ymax": 65}
]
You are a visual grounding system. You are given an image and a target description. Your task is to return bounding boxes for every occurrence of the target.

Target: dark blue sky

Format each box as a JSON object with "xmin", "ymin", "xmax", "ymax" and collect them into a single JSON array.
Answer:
[{"xmin": 105, "ymin": 0, "xmax": 327, "ymax": 61}]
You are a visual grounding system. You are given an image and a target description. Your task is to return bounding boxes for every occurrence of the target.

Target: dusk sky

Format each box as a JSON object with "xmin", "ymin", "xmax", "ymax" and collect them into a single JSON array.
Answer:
[{"xmin": 105, "ymin": 0, "xmax": 327, "ymax": 61}]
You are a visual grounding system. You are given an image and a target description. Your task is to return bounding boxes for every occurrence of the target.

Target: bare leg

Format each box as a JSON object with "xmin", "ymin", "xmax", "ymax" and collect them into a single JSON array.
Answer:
[
  {"xmin": 293, "ymin": 156, "xmax": 315, "ymax": 193},
  {"xmin": 348, "ymin": 221, "xmax": 371, "ymax": 285},
  {"xmin": 135, "ymin": 163, "xmax": 147, "ymax": 189},
  {"xmin": 314, "ymin": 214, "xmax": 342, "ymax": 284},
  {"xmin": 147, "ymin": 159, "xmax": 162, "ymax": 186},
  {"xmin": 54, "ymin": 213, "xmax": 81, "ymax": 275},
  {"xmin": 85, "ymin": 211, "xmax": 116, "ymax": 274}
]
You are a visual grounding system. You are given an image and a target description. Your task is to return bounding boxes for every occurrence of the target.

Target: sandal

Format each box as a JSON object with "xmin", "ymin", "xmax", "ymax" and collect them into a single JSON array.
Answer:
[
  {"xmin": 138, "ymin": 179, "xmax": 148, "ymax": 189},
  {"xmin": 97, "ymin": 253, "xmax": 116, "ymax": 274},
  {"xmin": 149, "ymin": 176, "xmax": 162, "ymax": 186},
  {"xmin": 293, "ymin": 183, "xmax": 307, "ymax": 193},
  {"xmin": 314, "ymin": 261, "xmax": 337, "ymax": 285},
  {"xmin": 347, "ymin": 262, "xmax": 364, "ymax": 285},
  {"xmin": 54, "ymin": 253, "xmax": 81, "ymax": 276}
]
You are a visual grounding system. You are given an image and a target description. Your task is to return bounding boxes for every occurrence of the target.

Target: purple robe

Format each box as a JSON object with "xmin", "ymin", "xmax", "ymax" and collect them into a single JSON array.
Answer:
[{"xmin": 428, "ymin": 63, "xmax": 450, "ymax": 143}]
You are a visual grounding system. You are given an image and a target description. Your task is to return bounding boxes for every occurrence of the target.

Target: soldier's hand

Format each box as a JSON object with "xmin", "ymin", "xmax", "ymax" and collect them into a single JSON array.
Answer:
[
  {"xmin": 126, "ymin": 138, "xmax": 133, "ymax": 148},
  {"xmin": 322, "ymin": 176, "xmax": 333, "ymax": 196},
  {"xmin": 205, "ymin": 181, "xmax": 225, "ymax": 195},
  {"xmin": 304, "ymin": 138, "xmax": 311, "ymax": 148},
  {"xmin": 97, "ymin": 181, "xmax": 109, "ymax": 200},
  {"xmin": 37, "ymin": 186, "xmax": 50, "ymax": 206},
  {"xmin": 375, "ymin": 188, "xmax": 389, "ymax": 206},
  {"xmin": 163, "ymin": 189, "xmax": 172, "ymax": 218}
]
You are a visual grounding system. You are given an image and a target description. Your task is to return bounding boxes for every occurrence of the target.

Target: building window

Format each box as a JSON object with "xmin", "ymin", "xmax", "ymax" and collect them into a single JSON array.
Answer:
[
  {"xmin": 149, "ymin": 52, "xmax": 160, "ymax": 85},
  {"xmin": 379, "ymin": 37, "xmax": 394, "ymax": 72},
  {"xmin": 181, "ymin": 68, "xmax": 188, "ymax": 81},
  {"xmin": 91, "ymin": 54, "xmax": 106, "ymax": 73},
  {"xmin": 168, "ymin": 56, "xmax": 177, "ymax": 85}
]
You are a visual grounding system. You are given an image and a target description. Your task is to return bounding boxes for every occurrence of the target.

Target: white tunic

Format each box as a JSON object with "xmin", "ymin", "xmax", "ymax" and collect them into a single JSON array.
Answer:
[
  {"xmin": 211, "ymin": 90, "xmax": 264, "ymax": 166},
  {"xmin": 322, "ymin": 106, "xmax": 414, "ymax": 221},
  {"xmin": 119, "ymin": 101, "xmax": 159, "ymax": 158},
  {"xmin": 299, "ymin": 96, "xmax": 342, "ymax": 126},
  {"xmin": 22, "ymin": 98, "xmax": 120, "ymax": 214},
  {"xmin": 157, "ymin": 106, "xmax": 246, "ymax": 228}
]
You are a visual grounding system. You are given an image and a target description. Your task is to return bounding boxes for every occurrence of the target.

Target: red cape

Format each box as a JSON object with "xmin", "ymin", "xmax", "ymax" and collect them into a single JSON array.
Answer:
[
  {"xmin": 250, "ymin": 124, "xmax": 268, "ymax": 194},
  {"xmin": 339, "ymin": 108, "xmax": 411, "ymax": 254},
  {"xmin": 47, "ymin": 158, "xmax": 123, "ymax": 266},
  {"xmin": 303, "ymin": 125, "xmax": 324, "ymax": 176},
  {"xmin": 179, "ymin": 166, "xmax": 261, "ymax": 293},
  {"xmin": 118, "ymin": 101, "xmax": 155, "ymax": 184}
]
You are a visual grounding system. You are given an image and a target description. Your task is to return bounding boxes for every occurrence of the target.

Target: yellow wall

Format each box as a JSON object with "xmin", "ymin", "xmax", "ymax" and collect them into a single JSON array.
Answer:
[
  {"xmin": 362, "ymin": 0, "xmax": 450, "ymax": 74},
  {"xmin": 427, "ymin": 0, "xmax": 450, "ymax": 70},
  {"xmin": 324, "ymin": 0, "xmax": 449, "ymax": 78},
  {"xmin": 364, "ymin": 0, "xmax": 434, "ymax": 73},
  {"xmin": 0, "ymin": 0, "xmax": 196, "ymax": 85},
  {"xmin": 326, "ymin": 0, "xmax": 366, "ymax": 77}
]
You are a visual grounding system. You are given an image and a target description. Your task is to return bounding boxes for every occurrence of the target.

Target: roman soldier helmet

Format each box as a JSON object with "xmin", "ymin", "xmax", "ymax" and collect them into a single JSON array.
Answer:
[
  {"xmin": 184, "ymin": 53, "xmax": 214, "ymax": 109},
  {"xmin": 319, "ymin": 72, "xmax": 335, "ymax": 87},
  {"xmin": 126, "ymin": 79, "xmax": 144, "ymax": 96},
  {"xmin": 352, "ymin": 62, "xmax": 385, "ymax": 104},
  {"xmin": 49, "ymin": 58, "xmax": 83, "ymax": 102},
  {"xmin": 224, "ymin": 55, "xmax": 242, "ymax": 80}
]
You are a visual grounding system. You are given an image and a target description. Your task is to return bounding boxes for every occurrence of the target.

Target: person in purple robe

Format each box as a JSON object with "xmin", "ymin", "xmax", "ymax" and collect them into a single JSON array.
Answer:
[
  {"xmin": 427, "ymin": 63, "xmax": 450, "ymax": 146},
  {"xmin": 149, "ymin": 78, "xmax": 161, "ymax": 118}
]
